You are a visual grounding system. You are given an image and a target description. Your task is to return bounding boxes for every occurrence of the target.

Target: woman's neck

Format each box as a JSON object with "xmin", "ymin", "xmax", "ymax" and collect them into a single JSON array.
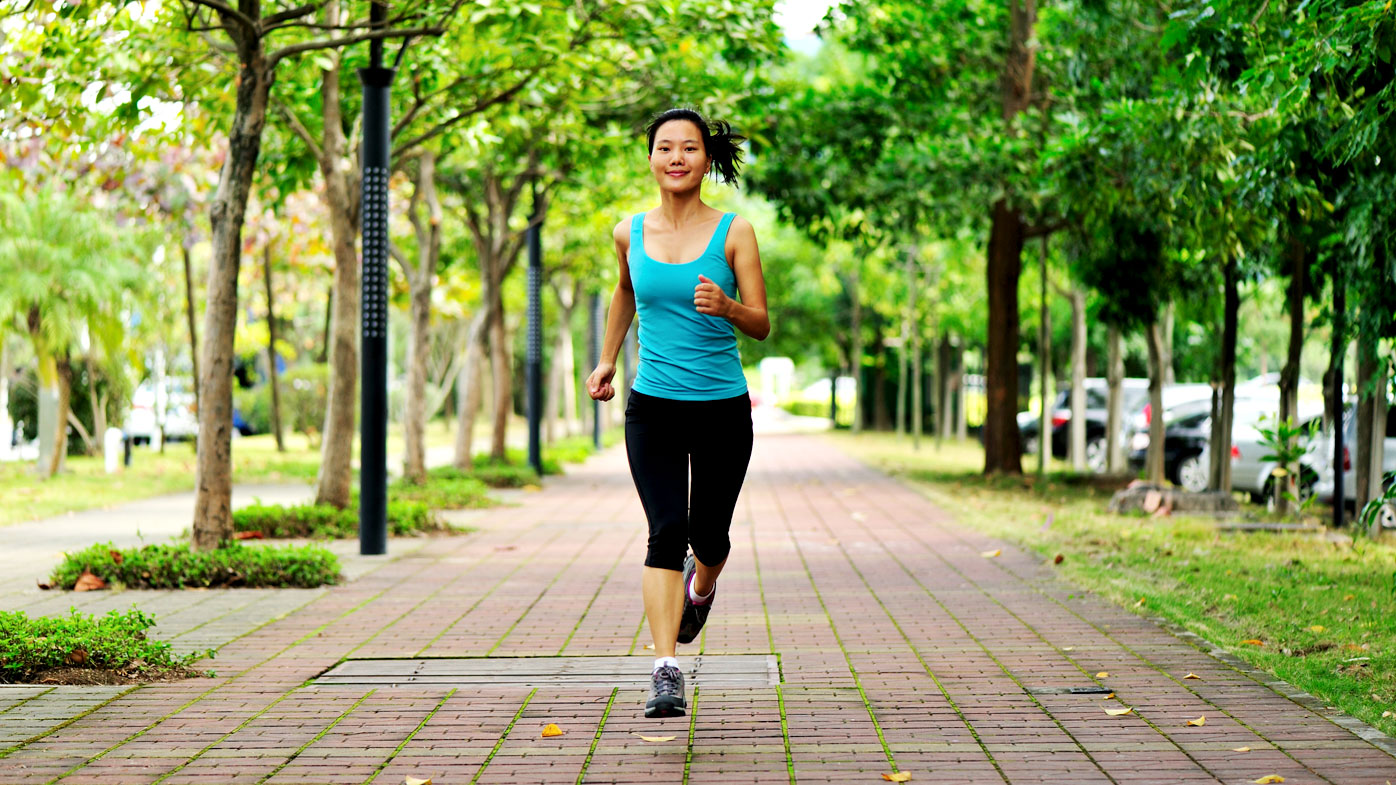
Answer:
[{"xmin": 654, "ymin": 187, "xmax": 711, "ymax": 229}]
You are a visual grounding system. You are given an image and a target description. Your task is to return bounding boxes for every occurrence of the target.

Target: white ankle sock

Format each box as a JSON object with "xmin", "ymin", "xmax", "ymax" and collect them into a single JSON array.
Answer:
[
  {"xmin": 653, "ymin": 656, "xmax": 679, "ymax": 672},
  {"xmin": 687, "ymin": 573, "xmax": 715, "ymax": 605}
]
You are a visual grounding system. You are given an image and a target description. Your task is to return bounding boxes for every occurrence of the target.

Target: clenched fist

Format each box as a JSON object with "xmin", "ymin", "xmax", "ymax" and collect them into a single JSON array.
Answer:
[
  {"xmin": 586, "ymin": 362, "xmax": 617, "ymax": 401},
  {"xmin": 694, "ymin": 274, "xmax": 733, "ymax": 318}
]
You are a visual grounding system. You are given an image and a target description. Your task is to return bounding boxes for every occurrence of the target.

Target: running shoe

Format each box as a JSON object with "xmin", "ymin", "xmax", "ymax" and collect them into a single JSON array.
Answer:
[
  {"xmin": 645, "ymin": 664, "xmax": 686, "ymax": 718},
  {"xmin": 677, "ymin": 553, "xmax": 715, "ymax": 644}
]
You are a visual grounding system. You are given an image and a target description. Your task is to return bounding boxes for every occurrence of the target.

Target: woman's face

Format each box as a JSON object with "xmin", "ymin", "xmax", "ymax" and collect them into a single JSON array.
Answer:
[{"xmin": 648, "ymin": 119, "xmax": 709, "ymax": 193}]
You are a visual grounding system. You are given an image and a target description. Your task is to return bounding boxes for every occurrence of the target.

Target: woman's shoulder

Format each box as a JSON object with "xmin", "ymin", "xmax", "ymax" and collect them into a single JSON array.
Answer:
[{"xmin": 612, "ymin": 216, "xmax": 635, "ymax": 248}]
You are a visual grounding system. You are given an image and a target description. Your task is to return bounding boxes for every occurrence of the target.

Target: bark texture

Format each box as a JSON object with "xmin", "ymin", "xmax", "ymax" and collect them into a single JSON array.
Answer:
[
  {"xmin": 194, "ymin": 50, "xmax": 273, "ymax": 549},
  {"xmin": 1068, "ymin": 287, "xmax": 1086, "ymax": 471},
  {"xmin": 264, "ymin": 244, "xmax": 284, "ymax": 452},
  {"xmin": 452, "ymin": 310, "xmax": 489, "ymax": 470},
  {"xmin": 399, "ymin": 151, "xmax": 442, "ymax": 484},
  {"xmin": 1208, "ymin": 256, "xmax": 1238, "ymax": 492},
  {"xmin": 1105, "ymin": 325, "xmax": 1124, "ymax": 473},
  {"xmin": 1144, "ymin": 320, "xmax": 1166, "ymax": 485}
]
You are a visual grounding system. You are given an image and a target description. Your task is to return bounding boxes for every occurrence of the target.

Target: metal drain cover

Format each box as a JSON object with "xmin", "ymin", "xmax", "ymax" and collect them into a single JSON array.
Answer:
[
  {"xmin": 1025, "ymin": 686, "xmax": 1113, "ymax": 695},
  {"xmin": 313, "ymin": 654, "xmax": 779, "ymax": 689}
]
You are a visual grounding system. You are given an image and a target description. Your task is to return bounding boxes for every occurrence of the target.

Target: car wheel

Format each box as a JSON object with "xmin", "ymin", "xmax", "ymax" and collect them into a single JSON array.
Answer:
[
  {"xmin": 1085, "ymin": 437, "xmax": 1107, "ymax": 474},
  {"xmin": 1178, "ymin": 454, "xmax": 1208, "ymax": 493}
]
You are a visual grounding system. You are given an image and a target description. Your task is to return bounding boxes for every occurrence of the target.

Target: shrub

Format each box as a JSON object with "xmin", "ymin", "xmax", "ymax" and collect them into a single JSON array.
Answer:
[
  {"xmin": 50, "ymin": 542, "xmax": 341, "ymax": 590},
  {"xmin": 391, "ymin": 474, "xmax": 493, "ymax": 509},
  {"xmin": 0, "ymin": 608, "xmax": 208, "ymax": 684},
  {"xmin": 438, "ymin": 461, "xmax": 542, "ymax": 488},
  {"xmin": 233, "ymin": 364, "xmax": 331, "ymax": 442},
  {"xmin": 232, "ymin": 497, "xmax": 453, "ymax": 538}
]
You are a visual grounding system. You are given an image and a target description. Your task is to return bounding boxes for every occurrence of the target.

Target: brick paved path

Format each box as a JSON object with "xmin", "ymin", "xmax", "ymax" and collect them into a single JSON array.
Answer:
[{"xmin": 3, "ymin": 434, "xmax": 1395, "ymax": 784}]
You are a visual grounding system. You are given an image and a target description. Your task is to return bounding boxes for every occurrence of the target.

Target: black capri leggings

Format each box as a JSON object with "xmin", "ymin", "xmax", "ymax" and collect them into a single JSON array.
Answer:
[{"xmin": 624, "ymin": 390, "xmax": 754, "ymax": 572}]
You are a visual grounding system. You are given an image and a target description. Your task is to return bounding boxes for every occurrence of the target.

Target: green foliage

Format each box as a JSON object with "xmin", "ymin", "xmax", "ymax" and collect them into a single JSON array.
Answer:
[
  {"xmin": 389, "ymin": 475, "xmax": 493, "ymax": 511},
  {"xmin": 437, "ymin": 462, "xmax": 541, "ymax": 489},
  {"xmin": 232, "ymin": 497, "xmax": 449, "ymax": 539},
  {"xmin": 51, "ymin": 542, "xmax": 340, "ymax": 589},
  {"xmin": 0, "ymin": 608, "xmax": 206, "ymax": 684}
]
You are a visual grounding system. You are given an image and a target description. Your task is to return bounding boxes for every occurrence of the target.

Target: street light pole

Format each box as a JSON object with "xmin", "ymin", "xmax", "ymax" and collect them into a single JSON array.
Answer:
[
  {"xmin": 525, "ymin": 186, "xmax": 544, "ymax": 477},
  {"xmin": 358, "ymin": 0, "xmax": 393, "ymax": 556}
]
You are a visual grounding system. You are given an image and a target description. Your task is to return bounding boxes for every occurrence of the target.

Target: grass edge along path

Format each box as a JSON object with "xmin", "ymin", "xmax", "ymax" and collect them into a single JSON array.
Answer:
[{"xmin": 832, "ymin": 432, "xmax": 1396, "ymax": 743}]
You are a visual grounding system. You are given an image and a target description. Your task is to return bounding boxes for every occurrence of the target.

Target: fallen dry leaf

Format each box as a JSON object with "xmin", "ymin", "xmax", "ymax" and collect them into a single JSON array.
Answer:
[
  {"xmin": 1095, "ymin": 671, "xmax": 1109, "ymax": 679},
  {"xmin": 541, "ymin": 723, "xmax": 563, "ymax": 738},
  {"xmin": 1053, "ymin": 553, "xmax": 1064, "ymax": 564},
  {"xmin": 632, "ymin": 733, "xmax": 677, "ymax": 742},
  {"xmin": 493, "ymin": 545, "xmax": 517, "ymax": 551},
  {"xmin": 1251, "ymin": 776, "xmax": 1284, "ymax": 784},
  {"xmin": 1062, "ymin": 646, "xmax": 1075, "ymax": 652},
  {"xmin": 1102, "ymin": 693, "xmax": 1116, "ymax": 700},
  {"xmin": 1233, "ymin": 746, "xmax": 1251, "ymax": 752},
  {"xmin": 1186, "ymin": 716, "xmax": 1206, "ymax": 727},
  {"xmin": 1134, "ymin": 597, "xmax": 1146, "ymax": 608},
  {"xmin": 1104, "ymin": 707, "xmax": 1133, "ymax": 716},
  {"xmin": 1242, "ymin": 639, "xmax": 1264, "ymax": 646},
  {"xmin": 643, "ymin": 644, "xmax": 655, "ymax": 650},
  {"xmin": 1308, "ymin": 625, "xmax": 1325, "ymax": 633},
  {"xmin": 523, "ymin": 484, "xmax": 542, "ymax": 492},
  {"xmin": 403, "ymin": 777, "xmax": 432, "ymax": 785},
  {"xmin": 233, "ymin": 531, "xmax": 264, "ymax": 540},
  {"xmin": 1344, "ymin": 594, "xmax": 1355, "ymax": 601},
  {"xmin": 109, "ymin": 549, "xmax": 124, "ymax": 564},
  {"xmin": 1183, "ymin": 673, "xmax": 1201, "ymax": 680},
  {"xmin": 881, "ymin": 773, "xmax": 912, "ymax": 782},
  {"xmin": 982, "ymin": 549, "xmax": 1002, "ymax": 558},
  {"xmin": 73, "ymin": 571, "xmax": 106, "ymax": 592},
  {"xmin": 66, "ymin": 647, "xmax": 88, "ymax": 666},
  {"xmin": 35, "ymin": 579, "xmax": 53, "ymax": 590}
]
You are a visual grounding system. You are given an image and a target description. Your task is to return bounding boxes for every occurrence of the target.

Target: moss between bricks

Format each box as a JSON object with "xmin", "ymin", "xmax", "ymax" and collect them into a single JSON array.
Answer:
[
  {"xmin": 50, "ymin": 541, "xmax": 341, "ymax": 590},
  {"xmin": 0, "ymin": 608, "xmax": 211, "ymax": 684}
]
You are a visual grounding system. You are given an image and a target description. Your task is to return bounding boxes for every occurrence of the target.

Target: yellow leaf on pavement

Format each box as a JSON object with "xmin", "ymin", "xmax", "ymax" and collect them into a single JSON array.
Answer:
[
  {"xmin": 403, "ymin": 777, "xmax": 432, "ymax": 785},
  {"xmin": 1101, "ymin": 693, "xmax": 1115, "ymax": 700},
  {"xmin": 1186, "ymin": 716, "xmax": 1206, "ymax": 727},
  {"xmin": 632, "ymin": 733, "xmax": 677, "ymax": 742},
  {"xmin": 982, "ymin": 549, "xmax": 1001, "ymax": 558},
  {"xmin": 881, "ymin": 773, "xmax": 912, "ymax": 782},
  {"xmin": 1183, "ymin": 673, "xmax": 1201, "ymax": 679},
  {"xmin": 541, "ymin": 723, "xmax": 564, "ymax": 737},
  {"xmin": 1252, "ymin": 776, "xmax": 1284, "ymax": 784},
  {"xmin": 1095, "ymin": 671, "xmax": 1109, "ymax": 678},
  {"xmin": 1104, "ymin": 707, "xmax": 1133, "ymax": 716},
  {"xmin": 1233, "ymin": 747, "xmax": 1251, "ymax": 752},
  {"xmin": 1062, "ymin": 646, "xmax": 1075, "ymax": 652}
]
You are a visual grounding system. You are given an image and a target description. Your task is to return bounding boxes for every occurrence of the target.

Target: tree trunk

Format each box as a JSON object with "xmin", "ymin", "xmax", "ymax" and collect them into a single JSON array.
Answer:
[
  {"xmin": 849, "ymin": 269, "xmax": 864, "ymax": 434},
  {"xmin": 897, "ymin": 254, "xmax": 910, "ymax": 437},
  {"xmin": 936, "ymin": 336, "xmax": 951, "ymax": 446},
  {"xmin": 84, "ymin": 345, "xmax": 104, "ymax": 455},
  {"xmin": 1144, "ymin": 321, "xmax": 1166, "ymax": 485},
  {"xmin": 1161, "ymin": 300, "xmax": 1176, "ymax": 385},
  {"xmin": 452, "ymin": 309, "xmax": 489, "ymax": 470},
  {"xmin": 401, "ymin": 151, "xmax": 443, "ymax": 484},
  {"xmin": 955, "ymin": 341, "xmax": 968, "ymax": 441},
  {"xmin": 911, "ymin": 319, "xmax": 922, "ymax": 450},
  {"xmin": 545, "ymin": 278, "xmax": 579, "ymax": 443},
  {"xmin": 264, "ymin": 244, "xmax": 285, "ymax": 452},
  {"xmin": 1356, "ymin": 324, "xmax": 1388, "ymax": 516},
  {"xmin": 984, "ymin": 199, "xmax": 1024, "ymax": 474},
  {"xmin": 1209, "ymin": 256, "xmax": 1239, "ymax": 492},
  {"xmin": 182, "ymin": 242, "xmax": 201, "ymax": 417},
  {"xmin": 560, "ymin": 283, "xmax": 580, "ymax": 436},
  {"xmin": 314, "ymin": 39, "xmax": 362, "ymax": 509},
  {"xmin": 1037, "ymin": 235, "xmax": 1050, "ymax": 478},
  {"xmin": 318, "ymin": 283, "xmax": 333, "ymax": 364},
  {"xmin": 1106, "ymin": 324, "xmax": 1124, "ymax": 473},
  {"xmin": 1069, "ymin": 287, "xmax": 1086, "ymax": 471},
  {"xmin": 1279, "ymin": 230, "xmax": 1305, "ymax": 434},
  {"xmin": 193, "ymin": 56, "xmax": 272, "ymax": 549},
  {"xmin": 489, "ymin": 284, "xmax": 511, "ymax": 461}
]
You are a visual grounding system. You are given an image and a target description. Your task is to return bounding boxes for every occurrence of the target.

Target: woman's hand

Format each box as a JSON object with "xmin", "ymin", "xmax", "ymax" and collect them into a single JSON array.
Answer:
[
  {"xmin": 586, "ymin": 362, "xmax": 618, "ymax": 401},
  {"xmin": 694, "ymin": 275, "xmax": 733, "ymax": 318}
]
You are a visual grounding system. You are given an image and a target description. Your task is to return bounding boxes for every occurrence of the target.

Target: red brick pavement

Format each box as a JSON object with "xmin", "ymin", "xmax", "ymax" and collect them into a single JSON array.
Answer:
[{"xmin": 2, "ymin": 434, "xmax": 1394, "ymax": 784}]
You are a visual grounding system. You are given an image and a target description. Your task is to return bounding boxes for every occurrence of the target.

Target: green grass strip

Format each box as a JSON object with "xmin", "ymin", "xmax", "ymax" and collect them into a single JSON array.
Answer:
[
  {"xmin": 485, "ymin": 529, "xmax": 605, "ymax": 656},
  {"xmin": 147, "ymin": 688, "xmax": 304, "ymax": 785},
  {"xmin": 255, "ymin": 689, "xmax": 375, "ymax": 784},
  {"xmin": 362, "ymin": 688, "xmax": 456, "ymax": 785},
  {"xmin": 574, "ymin": 688, "xmax": 618, "ymax": 785},
  {"xmin": 775, "ymin": 684, "xmax": 796, "ymax": 785},
  {"xmin": 682, "ymin": 685, "xmax": 700, "ymax": 785},
  {"xmin": 469, "ymin": 687, "xmax": 536, "ymax": 785},
  {"xmin": 558, "ymin": 530, "xmax": 639, "ymax": 655},
  {"xmin": 0, "ymin": 687, "xmax": 136, "ymax": 759}
]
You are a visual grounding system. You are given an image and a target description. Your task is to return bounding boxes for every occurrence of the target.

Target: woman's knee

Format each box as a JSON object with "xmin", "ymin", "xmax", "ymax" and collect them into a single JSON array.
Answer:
[
  {"xmin": 690, "ymin": 536, "xmax": 731, "ymax": 569},
  {"xmin": 644, "ymin": 528, "xmax": 687, "ymax": 571}
]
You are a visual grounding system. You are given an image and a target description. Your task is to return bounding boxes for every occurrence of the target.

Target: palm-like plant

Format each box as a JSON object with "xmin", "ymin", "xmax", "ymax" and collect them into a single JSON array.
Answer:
[{"xmin": 0, "ymin": 188, "xmax": 147, "ymax": 477}]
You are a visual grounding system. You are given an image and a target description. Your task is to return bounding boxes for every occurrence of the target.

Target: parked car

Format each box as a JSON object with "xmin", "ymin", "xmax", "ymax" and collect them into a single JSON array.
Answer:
[
  {"xmin": 124, "ymin": 379, "xmax": 198, "ymax": 444},
  {"xmin": 1128, "ymin": 398, "xmax": 1215, "ymax": 490},
  {"xmin": 1126, "ymin": 383, "xmax": 1217, "ymax": 454},
  {"xmin": 1019, "ymin": 378, "xmax": 1150, "ymax": 471},
  {"xmin": 1313, "ymin": 407, "xmax": 1396, "ymax": 519},
  {"xmin": 1222, "ymin": 399, "xmax": 1327, "ymax": 506}
]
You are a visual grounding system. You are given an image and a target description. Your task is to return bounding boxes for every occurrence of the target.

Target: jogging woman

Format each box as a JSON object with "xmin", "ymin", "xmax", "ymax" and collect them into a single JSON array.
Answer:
[{"xmin": 585, "ymin": 108, "xmax": 770, "ymax": 719}]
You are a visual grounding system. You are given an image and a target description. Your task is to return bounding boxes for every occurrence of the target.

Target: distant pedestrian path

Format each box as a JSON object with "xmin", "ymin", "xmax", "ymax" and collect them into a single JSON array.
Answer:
[{"xmin": 1, "ymin": 434, "xmax": 1393, "ymax": 784}]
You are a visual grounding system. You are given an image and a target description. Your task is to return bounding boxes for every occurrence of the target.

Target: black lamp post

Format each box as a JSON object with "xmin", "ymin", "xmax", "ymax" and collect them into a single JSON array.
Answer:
[
  {"xmin": 358, "ymin": 0, "xmax": 394, "ymax": 556},
  {"xmin": 525, "ymin": 186, "xmax": 544, "ymax": 477}
]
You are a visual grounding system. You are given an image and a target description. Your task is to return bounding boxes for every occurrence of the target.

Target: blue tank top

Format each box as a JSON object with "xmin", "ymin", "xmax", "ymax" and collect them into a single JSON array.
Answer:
[{"xmin": 629, "ymin": 211, "xmax": 748, "ymax": 401}]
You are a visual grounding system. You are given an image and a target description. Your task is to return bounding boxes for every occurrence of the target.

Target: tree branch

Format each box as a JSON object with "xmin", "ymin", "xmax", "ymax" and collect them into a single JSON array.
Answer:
[
  {"xmin": 391, "ymin": 68, "xmax": 539, "ymax": 158},
  {"xmin": 267, "ymin": 21, "xmax": 450, "ymax": 69},
  {"xmin": 179, "ymin": 0, "xmax": 258, "ymax": 34},
  {"xmin": 273, "ymin": 98, "xmax": 323, "ymax": 162},
  {"xmin": 260, "ymin": 1, "xmax": 323, "ymax": 28}
]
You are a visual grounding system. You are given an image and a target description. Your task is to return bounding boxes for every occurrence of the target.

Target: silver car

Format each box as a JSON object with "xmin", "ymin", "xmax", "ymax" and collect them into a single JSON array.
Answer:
[{"xmin": 1313, "ymin": 408, "xmax": 1396, "ymax": 528}]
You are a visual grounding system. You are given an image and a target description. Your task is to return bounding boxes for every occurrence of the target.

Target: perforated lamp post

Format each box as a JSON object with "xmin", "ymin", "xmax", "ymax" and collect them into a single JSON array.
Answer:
[
  {"xmin": 525, "ymin": 187, "xmax": 544, "ymax": 477},
  {"xmin": 359, "ymin": 0, "xmax": 394, "ymax": 556}
]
